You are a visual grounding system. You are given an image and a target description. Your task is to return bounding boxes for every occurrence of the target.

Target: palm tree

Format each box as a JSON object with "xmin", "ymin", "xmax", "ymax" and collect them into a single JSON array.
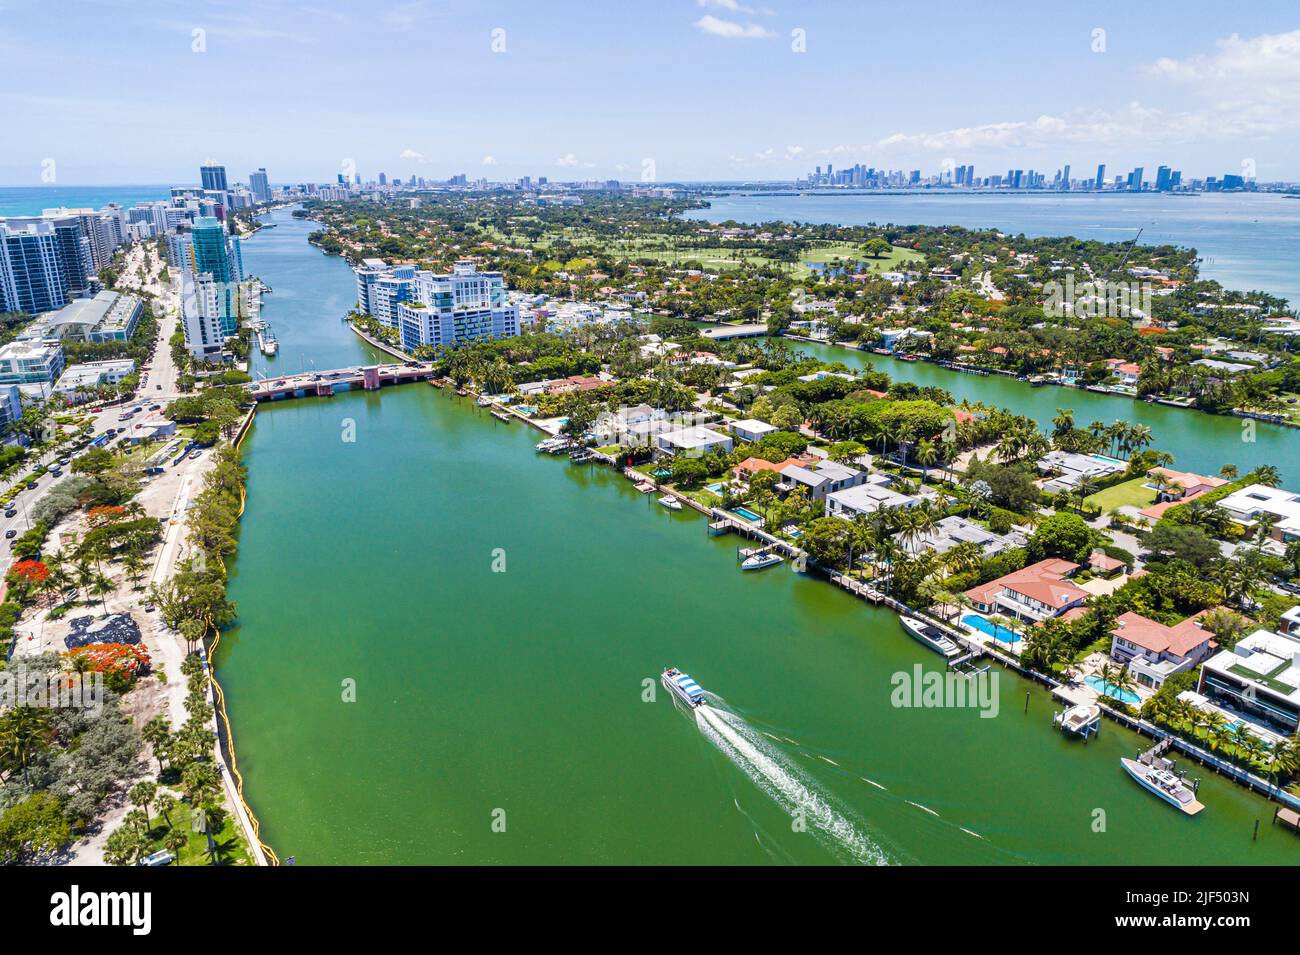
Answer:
[
  {"xmin": 1254, "ymin": 465, "xmax": 1282, "ymax": 488},
  {"xmin": 0, "ymin": 706, "xmax": 54, "ymax": 783},
  {"xmin": 89, "ymin": 573, "xmax": 115, "ymax": 617},
  {"xmin": 915, "ymin": 439, "xmax": 939, "ymax": 483},
  {"xmin": 142, "ymin": 716, "xmax": 171, "ymax": 773}
]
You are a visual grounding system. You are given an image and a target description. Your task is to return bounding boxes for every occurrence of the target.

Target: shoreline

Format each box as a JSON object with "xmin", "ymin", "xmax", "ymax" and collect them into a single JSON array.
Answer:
[{"xmin": 781, "ymin": 331, "xmax": 1299, "ymax": 430}]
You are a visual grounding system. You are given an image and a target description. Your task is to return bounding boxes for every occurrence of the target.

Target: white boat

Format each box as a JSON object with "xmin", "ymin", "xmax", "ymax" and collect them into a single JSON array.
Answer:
[
  {"xmin": 658, "ymin": 495, "xmax": 683, "ymax": 511},
  {"xmin": 740, "ymin": 551, "xmax": 783, "ymax": 571},
  {"xmin": 1057, "ymin": 702, "xmax": 1101, "ymax": 736},
  {"xmin": 476, "ymin": 397, "xmax": 494, "ymax": 407},
  {"xmin": 899, "ymin": 616, "xmax": 962, "ymax": 658},
  {"xmin": 662, "ymin": 667, "xmax": 705, "ymax": 708},
  {"xmin": 1120, "ymin": 757, "xmax": 1204, "ymax": 816}
]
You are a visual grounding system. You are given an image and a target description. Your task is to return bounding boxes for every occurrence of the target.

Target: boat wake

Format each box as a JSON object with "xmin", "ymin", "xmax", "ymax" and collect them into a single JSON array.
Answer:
[{"xmin": 694, "ymin": 705, "xmax": 890, "ymax": 865}]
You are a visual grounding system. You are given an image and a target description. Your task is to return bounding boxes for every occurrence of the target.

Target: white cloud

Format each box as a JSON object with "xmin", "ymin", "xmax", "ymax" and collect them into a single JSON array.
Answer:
[
  {"xmin": 815, "ymin": 29, "xmax": 1300, "ymax": 168},
  {"xmin": 384, "ymin": 2, "xmax": 428, "ymax": 28},
  {"xmin": 556, "ymin": 153, "xmax": 579, "ymax": 167},
  {"xmin": 784, "ymin": 145, "xmax": 804, "ymax": 159},
  {"xmin": 696, "ymin": 0, "xmax": 772, "ymax": 13},
  {"xmin": 481, "ymin": 155, "xmax": 497, "ymax": 165},
  {"xmin": 399, "ymin": 148, "xmax": 425, "ymax": 161},
  {"xmin": 694, "ymin": 15, "xmax": 773, "ymax": 39},
  {"xmin": 1139, "ymin": 29, "xmax": 1300, "ymax": 132}
]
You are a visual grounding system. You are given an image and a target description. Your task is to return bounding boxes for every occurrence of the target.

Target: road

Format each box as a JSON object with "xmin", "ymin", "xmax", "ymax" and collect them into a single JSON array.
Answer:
[{"xmin": 0, "ymin": 241, "xmax": 187, "ymax": 577}]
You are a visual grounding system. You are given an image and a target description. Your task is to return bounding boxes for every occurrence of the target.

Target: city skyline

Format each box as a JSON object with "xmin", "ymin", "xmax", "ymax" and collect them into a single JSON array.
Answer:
[{"xmin": 4, "ymin": 1, "xmax": 1300, "ymax": 184}]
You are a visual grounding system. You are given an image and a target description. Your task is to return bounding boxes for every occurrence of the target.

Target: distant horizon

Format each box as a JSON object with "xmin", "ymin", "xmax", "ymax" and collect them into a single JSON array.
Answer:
[{"xmin": 6, "ymin": 2, "xmax": 1300, "ymax": 183}]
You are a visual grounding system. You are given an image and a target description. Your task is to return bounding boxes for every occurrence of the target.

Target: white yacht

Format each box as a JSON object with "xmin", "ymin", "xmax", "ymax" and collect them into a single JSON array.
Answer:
[
  {"xmin": 899, "ymin": 616, "xmax": 962, "ymax": 658},
  {"xmin": 740, "ymin": 552, "xmax": 783, "ymax": 571},
  {"xmin": 1121, "ymin": 757, "xmax": 1205, "ymax": 816},
  {"xmin": 658, "ymin": 495, "xmax": 683, "ymax": 511}
]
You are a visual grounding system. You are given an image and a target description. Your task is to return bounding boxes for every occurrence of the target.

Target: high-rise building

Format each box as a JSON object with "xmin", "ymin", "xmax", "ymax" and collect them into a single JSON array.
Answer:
[
  {"xmin": 249, "ymin": 168, "xmax": 271, "ymax": 203},
  {"xmin": 0, "ymin": 221, "xmax": 70, "ymax": 314},
  {"xmin": 200, "ymin": 163, "xmax": 229, "ymax": 193},
  {"xmin": 1129, "ymin": 167, "xmax": 1144, "ymax": 191},
  {"xmin": 1155, "ymin": 166, "xmax": 1172, "ymax": 191},
  {"xmin": 187, "ymin": 217, "xmax": 244, "ymax": 336},
  {"xmin": 392, "ymin": 261, "xmax": 519, "ymax": 352},
  {"xmin": 1095, "ymin": 164, "xmax": 1106, "ymax": 189}
]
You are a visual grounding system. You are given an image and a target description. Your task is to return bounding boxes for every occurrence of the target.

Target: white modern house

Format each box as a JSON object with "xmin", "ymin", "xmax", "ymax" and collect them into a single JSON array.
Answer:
[
  {"xmin": 778, "ymin": 460, "xmax": 868, "ymax": 502},
  {"xmin": 656, "ymin": 426, "xmax": 733, "ymax": 456},
  {"xmin": 730, "ymin": 418, "xmax": 778, "ymax": 443},
  {"xmin": 1198, "ymin": 628, "xmax": 1300, "ymax": 734},
  {"xmin": 1217, "ymin": 484, "xmax": 1300, "ymax": 543},
  {"xmin": 824, "ymin": 475, "xmax": 920, "ymax": 518}
]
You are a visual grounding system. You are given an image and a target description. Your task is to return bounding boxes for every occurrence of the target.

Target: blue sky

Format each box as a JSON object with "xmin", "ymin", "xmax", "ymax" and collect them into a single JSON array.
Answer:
[{"xmin": 3, "ymin": 0, "xmax": 1299, "ymax": 185}]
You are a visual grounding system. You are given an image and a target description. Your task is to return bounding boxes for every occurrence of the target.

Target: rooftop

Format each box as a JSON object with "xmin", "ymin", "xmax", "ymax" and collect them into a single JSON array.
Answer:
[{"xmin": 1111, "ymin": 610, "xmax": 1214, "ymax": 658}]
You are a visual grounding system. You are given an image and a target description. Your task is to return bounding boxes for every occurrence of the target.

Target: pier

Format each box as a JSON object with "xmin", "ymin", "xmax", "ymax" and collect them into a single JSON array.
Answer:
[{"xmin": 246, "ymin": 362, "xmax": 434, "ymax": 402}]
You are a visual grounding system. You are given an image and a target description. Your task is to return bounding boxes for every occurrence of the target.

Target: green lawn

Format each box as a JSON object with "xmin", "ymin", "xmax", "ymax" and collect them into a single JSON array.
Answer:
[
  {"xmin": 142, "ymin": 808, "xmax": 254, "ymax": 866},
  {"xmin": 1084, "ymin": 477, "xmax": 1156, "ymax": 512}
]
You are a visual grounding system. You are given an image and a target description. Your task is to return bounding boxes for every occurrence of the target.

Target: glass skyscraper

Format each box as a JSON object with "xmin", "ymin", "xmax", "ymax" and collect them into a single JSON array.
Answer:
[
  {"xmin": 200, "ymin": 163, "xmax": 229, "ymax": 193},
  {"xmin": 188, "ymin": 216, "xmax": 243, "ymax": 335}
]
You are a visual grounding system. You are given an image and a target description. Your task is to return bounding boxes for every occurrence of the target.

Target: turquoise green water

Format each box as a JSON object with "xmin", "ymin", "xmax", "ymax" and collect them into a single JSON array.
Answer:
[
  {"xmin": 792, "ymin": 340, "xmax": 1294, "ymax": 480},
  {"xmin": 217, "ymin": 208, "xmax": 1298, "ymax": 865}
]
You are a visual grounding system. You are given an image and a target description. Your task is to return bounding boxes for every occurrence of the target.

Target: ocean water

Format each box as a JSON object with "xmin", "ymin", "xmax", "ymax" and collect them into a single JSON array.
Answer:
[
  {"xmin": 683, "ymin": 191, "xmax": 1300, "ymax": 306},
  {"xmin": 0, "ymin": 185, "xmax": 171, "ymax": 216}
]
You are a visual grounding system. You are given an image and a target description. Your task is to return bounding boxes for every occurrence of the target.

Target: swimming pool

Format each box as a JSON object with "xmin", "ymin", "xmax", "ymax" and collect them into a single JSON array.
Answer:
[
  {"xmin": 734, "ymin": 507, "xmax": 763, "ymax": 523},
  {"xmin": 961, "ymin": 614, "xmax": 1021, "ymax": 643},
  {"xmin": 1084, "ymin": 674, "xmax": 1140, "ymax": 706},
  {"xmin": 706, "ymin": 483, "xmax": 725, "ymax": 493},
  {"xmin": 514, "ymin": 405, "xmax": 537, "ymax": 416}
]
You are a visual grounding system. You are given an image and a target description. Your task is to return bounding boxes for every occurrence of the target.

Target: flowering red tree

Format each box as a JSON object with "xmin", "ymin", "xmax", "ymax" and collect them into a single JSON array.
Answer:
[
  {"xmin": 7, "ymin": 560, "xmax": 49, "ymax": 585},
  {"xmin": 66, "ymin": 643, "xmax": 151, "ymax": 691},
  {"xmin": 87, "ymin": 505, "xmax": 127, "ymax": 527}
]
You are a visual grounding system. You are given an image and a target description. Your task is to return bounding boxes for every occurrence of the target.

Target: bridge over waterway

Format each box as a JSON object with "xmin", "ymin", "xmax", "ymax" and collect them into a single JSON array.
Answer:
[{"xmin": 246, "ymin": 362, "xmax": 434, "ymax": 402}]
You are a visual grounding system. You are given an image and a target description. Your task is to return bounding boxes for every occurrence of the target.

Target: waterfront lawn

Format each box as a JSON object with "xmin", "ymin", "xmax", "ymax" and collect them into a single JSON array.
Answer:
[
  {"xmin": 144, "ymin": 810, "xmax": 254, "ymax": 866},
  {"xmin": 1084, "ymin": 478, "xmax": 1156, "ymax": 512}
]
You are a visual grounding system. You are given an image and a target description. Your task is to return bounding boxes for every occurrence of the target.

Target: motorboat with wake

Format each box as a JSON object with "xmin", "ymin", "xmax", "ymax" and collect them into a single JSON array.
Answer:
[{"xmin": 662, "ymin": 667, "xmax": 706, "ymax": 708}]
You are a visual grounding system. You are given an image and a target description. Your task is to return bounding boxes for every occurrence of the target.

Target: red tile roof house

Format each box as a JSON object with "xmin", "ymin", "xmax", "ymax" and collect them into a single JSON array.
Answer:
[
  {"xmin": 1108, "ymin": 610, "xmax": 1216, "ymax": 689},
  {"xmin": 1137, "ymin": 467, "xmax": 1228, "ymax": 522},
  {"xmin": 731, "ymin": 456, "xmax": 813, "ymax": 480},
  {"xmin": 1087, "ymin": 550, "xmax": 1126, "ymax": 578},
  {"xmin": 963, "ymin": 558, "xmax": 1090, "ymax": 624}
]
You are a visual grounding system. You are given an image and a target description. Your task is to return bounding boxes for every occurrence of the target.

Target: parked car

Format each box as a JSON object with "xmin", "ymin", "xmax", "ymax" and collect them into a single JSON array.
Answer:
[
  {"xmin": 4, "ymin": 530, "xmax": 16, "ymax": 540},
  {"xmin": 25, "ymin": 481, "xmax": 37, "ymax": 490},
  {"xmin": 4, "ymin": 509, "xmax": 15, "ymax": 518}
]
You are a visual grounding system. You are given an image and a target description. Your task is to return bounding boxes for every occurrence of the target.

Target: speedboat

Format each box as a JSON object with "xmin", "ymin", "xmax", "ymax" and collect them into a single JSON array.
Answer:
[
  {"xmin": 740, "ymin": 551, "xmax": 783, "ymax": 571},
  {"xmin": 476, "ymin": 396, "xmax": 494, "ymax": 407},
  {"xmin": 899, "ymin": 616, "xmax": 962, "ymax": 658},
  {"xmin": 662, "ymin": 667, "xmax": 705, "ymax": 708},
  {"xmin": 1057, "ymin": 702, "xmax": 1101, "ymax": 736},
  {"xmin": 1120, "ymin": 757, "xmax": 1204, "ymax": 816},
  {"xmin": 658, "ymin": 495, "xmax": 683, "ymax": 511}
]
